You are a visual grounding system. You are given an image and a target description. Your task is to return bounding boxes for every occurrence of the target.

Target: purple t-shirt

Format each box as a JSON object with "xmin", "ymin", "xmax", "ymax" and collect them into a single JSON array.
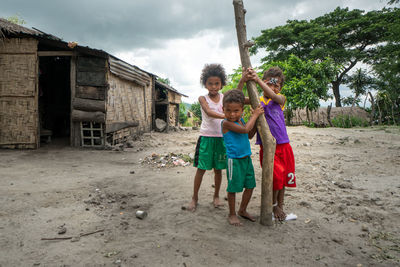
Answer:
[{"xmin": 256, "ymin": 96, "xmax": 289, "ymax": 145}]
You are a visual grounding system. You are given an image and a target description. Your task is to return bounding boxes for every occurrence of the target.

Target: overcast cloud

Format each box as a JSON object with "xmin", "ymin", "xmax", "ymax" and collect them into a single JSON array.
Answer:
[{"xmin": 1, "ymin": 0, "xmax": 389, "ymax": 103}]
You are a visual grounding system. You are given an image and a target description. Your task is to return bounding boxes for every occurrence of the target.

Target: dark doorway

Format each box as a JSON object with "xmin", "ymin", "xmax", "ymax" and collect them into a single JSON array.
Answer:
[
  {"xmin": 38, "ymin": 56, "xmax": 71, "ymax": 145},
  {"xmin": 155, "ymin": 104, "xmax": 168, "ymax": 122}
]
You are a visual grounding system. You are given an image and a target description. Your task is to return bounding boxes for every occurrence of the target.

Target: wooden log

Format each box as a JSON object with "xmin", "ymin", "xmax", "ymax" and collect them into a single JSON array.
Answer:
[
  {"xmin": 73, "ymin": 97, "xmax": 106, "ymax": 112},
  {"xmin": 105, "ymin": 121, "xmax": 139, "ymax": 133},
  {"xmin": 71, "ymin": 110, "xmax": 105, "ymax": 123},
  {"xmin": 233, "ymin": 0, "xmax": 275, "ymax": 226}
]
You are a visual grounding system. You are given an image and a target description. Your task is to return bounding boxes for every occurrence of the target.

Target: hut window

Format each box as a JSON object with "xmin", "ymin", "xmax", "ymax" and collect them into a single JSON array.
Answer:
[{"xmin": 80, "ymin": 122, "xmax": 104, "ymax": 147}]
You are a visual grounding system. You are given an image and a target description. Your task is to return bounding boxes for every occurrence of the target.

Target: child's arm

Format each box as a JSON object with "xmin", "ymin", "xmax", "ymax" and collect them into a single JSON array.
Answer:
[
  {"xmin": 248, "ymin": 124, "xmax": 258, "ymax": 139},
  {"xmin": 222, "ymin": 106, "xmax": 264, "ymax": 134},
  {"xmin": 253, "ymin": 76, "xmax": 285, "ymax": 106},
  {"xmin": 198, "ymin": 96, "xmax": 225, "ymax": 119},
  {"xmin": 237, "ymin": 67, "xmax": 252, "ymax": 105}
]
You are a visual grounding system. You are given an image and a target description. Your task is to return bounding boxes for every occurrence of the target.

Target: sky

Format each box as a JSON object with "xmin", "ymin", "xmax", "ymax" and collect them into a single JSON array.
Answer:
[{"xmin": 1, "ymin": 0, "xmax": 390, "ymax": 104}]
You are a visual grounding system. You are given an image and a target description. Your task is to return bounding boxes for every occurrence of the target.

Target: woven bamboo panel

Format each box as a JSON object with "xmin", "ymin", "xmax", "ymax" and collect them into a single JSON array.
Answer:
[
  {"xmin": 106, "ymin": 74, "xmax": 152, "ymax": 136},
  {"xmin": 0, "ymin": 97, "xmax": 37, "ymax": 145},
  {"xmin": 0, "ymin": 54, "xmax": 36, "ymax": 96},
  {"xmin": 168, "ymin": 92, "xmax": 181, "ymax": 104},
  {"xmin": 169, "ymin": 104, "xmax": 178, "ymax": 126},
  {"xmin": 0, "ymin": 38, "xmax": 37, "ymax": 54}
]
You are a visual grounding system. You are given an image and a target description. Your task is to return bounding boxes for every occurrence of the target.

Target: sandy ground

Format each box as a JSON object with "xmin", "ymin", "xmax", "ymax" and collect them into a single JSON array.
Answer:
[{"xmin": 0, "ymin": 126, "xmax": 399, "ymax": 267}]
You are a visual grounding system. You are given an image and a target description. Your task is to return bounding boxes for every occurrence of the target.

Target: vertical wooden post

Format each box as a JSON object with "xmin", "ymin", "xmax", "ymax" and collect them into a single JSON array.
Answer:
[{"xmin": 233, "ymin": 0, "xmax": 275, "ymax": 226}]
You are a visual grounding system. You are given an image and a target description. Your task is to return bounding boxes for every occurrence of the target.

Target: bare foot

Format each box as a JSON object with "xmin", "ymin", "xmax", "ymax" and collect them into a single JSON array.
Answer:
[
  {"xmin": 228, "ymin": 214, "xmax": 243, "ymax": 226},
  {"xmin": 238, "ymin": 210, "xmax": 256, "ymax": 222},
  {"xmin": 186, "ymin": 199, "xmax": 198, "ymax": 212},
  {"xmin": 213, "ymin": 197, "xmax": 223, "ymax": 208},
  {"xmin": 273, "ymin": 205, "xmax": 286, "ymax": 221}
]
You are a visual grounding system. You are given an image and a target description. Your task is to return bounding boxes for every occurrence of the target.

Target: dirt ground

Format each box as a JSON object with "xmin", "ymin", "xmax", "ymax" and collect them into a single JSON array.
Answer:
[{"xmin": 1, "ymin": 126, "xmax": 399, "ymax": 267}]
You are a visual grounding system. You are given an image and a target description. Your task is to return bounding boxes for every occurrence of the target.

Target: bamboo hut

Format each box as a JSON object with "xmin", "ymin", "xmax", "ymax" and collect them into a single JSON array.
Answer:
[
  {"xmin": 154, "ymin": 80, "xmax": 188, "ymax": 132},
  {"xmin": 0, "ymin": 18, "xmax": 186, "ymax": 148}
]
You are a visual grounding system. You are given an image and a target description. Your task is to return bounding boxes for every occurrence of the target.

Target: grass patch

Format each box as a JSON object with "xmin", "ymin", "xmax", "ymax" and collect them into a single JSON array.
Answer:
[{"xmin": 331, "ymin": 115, "xmax": 370, "ymax": 128}]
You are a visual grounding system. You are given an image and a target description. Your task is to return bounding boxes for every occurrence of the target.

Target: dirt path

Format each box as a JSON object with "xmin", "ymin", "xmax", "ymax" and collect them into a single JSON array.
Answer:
[{"xmin": 1, "ymin": 126, "xmax": 399, "ymax": 266}]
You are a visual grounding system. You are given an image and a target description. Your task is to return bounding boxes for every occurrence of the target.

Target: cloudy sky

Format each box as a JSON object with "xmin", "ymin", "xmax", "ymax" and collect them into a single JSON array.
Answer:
[{"xmin": 1, "ymin": 0, "xmax": 390, "ymax": 104}]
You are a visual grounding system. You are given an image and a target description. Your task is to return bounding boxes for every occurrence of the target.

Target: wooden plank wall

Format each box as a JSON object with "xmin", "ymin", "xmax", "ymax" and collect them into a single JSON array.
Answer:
[{"xmin": 71, "ymin": 56, "xmax": 106, "ymax": 146}]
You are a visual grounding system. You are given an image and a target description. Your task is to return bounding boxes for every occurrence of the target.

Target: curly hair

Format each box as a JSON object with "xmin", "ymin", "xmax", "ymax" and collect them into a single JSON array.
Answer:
[
  {"xmin": 223, "ymin": 89, "xmax": 245, "ymax": 107},
  {"xmin": 262, "ymin": 66, "xmax": 285, "ymax": 87},
  {"xmin": 200, "ymin": 63, "xmax": 227, "ymax": 87}
]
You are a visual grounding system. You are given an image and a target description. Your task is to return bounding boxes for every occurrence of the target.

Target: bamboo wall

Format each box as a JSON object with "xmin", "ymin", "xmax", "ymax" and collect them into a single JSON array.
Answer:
[
  {"xmin": 106, "ymin": 73, "xmax": 152, "ymax": 140},
  {"xmin": 168, "ymin": 104, "xmax": 178, "ymax": 126},
  {"xmin": 167, "ymin": 92, "xmax": 182, "ymax": 126},
  {"xmin": 0, "ymin": 38, "xmax": 38, "ymax": 148},
  {"xmin": 168, "ymin": 92, "xmax": 181, "ymax": 104},
  {"xmin": 290, "ymin": 107, "xmax": 370, "ymax": 126}
]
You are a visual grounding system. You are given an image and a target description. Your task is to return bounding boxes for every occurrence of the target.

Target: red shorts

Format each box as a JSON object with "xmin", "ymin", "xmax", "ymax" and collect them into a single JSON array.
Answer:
[{"xmin": 259, "ymin": 143, "xmax": 296, "ymax": 191}]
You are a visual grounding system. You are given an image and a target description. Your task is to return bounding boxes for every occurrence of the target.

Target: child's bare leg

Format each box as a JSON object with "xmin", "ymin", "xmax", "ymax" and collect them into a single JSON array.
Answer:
[
  {"xmin": 238, "ymin": 188, "xmax": 256, "ymax": 222},
  {"xmin": 273, "ymin": 189, "xmax": 286, "ymax": 221},
  {"xmin": 213, "ymin": 169, "xmax": 222, "ymax": 208},
  {"xmin": 227, "ymin": 192, "xmax": 242, "ymax": 226},
  {"xmin": 187, "ymin": 168, "xmax": 206, "ymax": 211}
]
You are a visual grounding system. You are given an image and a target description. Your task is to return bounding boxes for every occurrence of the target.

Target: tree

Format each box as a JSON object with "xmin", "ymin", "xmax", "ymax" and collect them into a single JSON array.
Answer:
[
  {"xmin": 371, "ymin": 8, "xmax": 400, "ymax": 125},
  {"xmin": 178, "ymin": 104, "xmax": 188, "ymax": 125},
  {"xmin": 251, "ymin": 7, "xmax": 391, "ymax": 107},
  {"xmin": 225, "ymin": 55, "xmax": 338, "ymax": 125},
  {"xmin": 262, "ymin": 55, "xmax": 337, "ymax": 124},
  {"xmin": 343, "ymin": 68, "xmax": 375, "ymax": 126},
  {"xmin": 189, "ymin": 102, "xmax": 202, "ymax": 122}
]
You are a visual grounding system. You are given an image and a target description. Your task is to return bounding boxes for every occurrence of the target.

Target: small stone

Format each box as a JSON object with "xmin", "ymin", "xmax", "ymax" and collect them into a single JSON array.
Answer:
[
  {"xmin": 71, "ymin": 236, "xmax": 80, "ymax": 242},
  {"xmin": 58, "ymin": 227, "xmax": 67, "ymax": 235},
  {"xmin": 361, "ymin": 224, "xmax": 369, "ymax": 232}
]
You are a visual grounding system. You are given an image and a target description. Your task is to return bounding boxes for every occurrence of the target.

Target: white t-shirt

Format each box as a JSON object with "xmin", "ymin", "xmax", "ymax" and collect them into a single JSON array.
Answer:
[{"xmin": 199, "ymin": 93, "xmax": 224, "ymax": 137}]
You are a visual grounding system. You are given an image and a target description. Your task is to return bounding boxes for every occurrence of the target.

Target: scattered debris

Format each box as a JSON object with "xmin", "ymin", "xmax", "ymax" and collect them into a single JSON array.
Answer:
[
  {"xmin": 104, "ymin": 251, "xmax": 120, "ymax": 258},
  {"xmin": 41, "ymin": 229, "xmax": 104, "ymax": 241},
  {"xmin": 140, "ymin": 152, "xmax": 193, "ymax": 168},
  {"xmin": 135, "ymin": 210, "xmax": 148, "ymax": 219}
]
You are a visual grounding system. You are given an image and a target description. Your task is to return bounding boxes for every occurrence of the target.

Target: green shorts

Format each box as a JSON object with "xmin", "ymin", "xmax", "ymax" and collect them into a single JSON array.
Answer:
[
  {"xmin": 193, "ymin": 136, "xmax": 227, "ymax": 170},
  {"xmin": 226, "ymin": 157, "xmax": 256, "ymax": 193}
]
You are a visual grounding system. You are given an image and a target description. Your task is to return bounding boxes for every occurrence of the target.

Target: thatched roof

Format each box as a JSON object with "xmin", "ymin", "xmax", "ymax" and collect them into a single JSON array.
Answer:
[
  {"xmin": 156, "ymin": 80, "xmax": 188, "ymax": 97},
  {"xmin": 0, "ymin": 18, "xmax": 60, "ymax": 41},
  {"xmin": 0, "ymin": 18, "xmax": 188, "ymax": 97}
]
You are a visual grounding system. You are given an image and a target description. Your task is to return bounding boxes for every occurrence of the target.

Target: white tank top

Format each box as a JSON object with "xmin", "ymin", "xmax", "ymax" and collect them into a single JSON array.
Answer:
[{"xmin": 199, "ymin": 93, "xmax": 224, "ymax": 137}]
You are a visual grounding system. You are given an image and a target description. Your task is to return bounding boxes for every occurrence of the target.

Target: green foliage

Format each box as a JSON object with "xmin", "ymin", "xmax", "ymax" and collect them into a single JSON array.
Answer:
[
  {"xmin": 190, "ymin": 102, "xmax": 202, "ymax": 122},
  {"xmin": 179, "ymin": 104, "xmax": 188, "ymax": 125},
  {"xmin": 302, "ymin": 121, "xmax": 316, "ymax": 128},
  {"xmin": 332, "ymin": 115, "xmax": 370, "ymax": 128},
  {"xmin": 342, "ymin": 96, "xmax": 361, "ymax": 107},
  {"xmin": 259, "ymin": 55, "xmax": 337, "ymax": 124},
  {"xmin": 224, "ymin": 55, "xmax": 338, "ymax": 124},
  {"xmin": 157, "ymin": 77, "xmax": 171, "ymax": 85},
  {"xmin": 251, "ymin": 7, "xmax": 395, "ymax": 107},
  {"xmin": 371, "ymin": 8, "xmax": 400, "ymax": 125},
  {"xmin": 6, "ymin": 14, "xmax": 26, "ymax": 25},
  {"xmin": 222, "ymin": 67, "xmax": 260, "ymax": 123}
]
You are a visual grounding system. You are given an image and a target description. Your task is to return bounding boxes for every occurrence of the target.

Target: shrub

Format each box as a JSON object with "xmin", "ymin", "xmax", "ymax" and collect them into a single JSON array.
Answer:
[{"xmin": 331, "ymin": 115, "xmax": 369, "ymax": 128}]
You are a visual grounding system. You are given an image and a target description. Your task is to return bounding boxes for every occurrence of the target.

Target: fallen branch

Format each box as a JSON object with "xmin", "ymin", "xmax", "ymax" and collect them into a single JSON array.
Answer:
[{"xmin": 41, "ymin": 229, "xmax": 104, "ymax": 241}]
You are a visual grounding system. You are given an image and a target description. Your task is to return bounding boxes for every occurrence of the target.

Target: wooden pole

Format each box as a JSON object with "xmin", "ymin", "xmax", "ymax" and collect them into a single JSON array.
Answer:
[{"xmin": 233, "ymin": 0, "xmax": 275, "ymax": 226}]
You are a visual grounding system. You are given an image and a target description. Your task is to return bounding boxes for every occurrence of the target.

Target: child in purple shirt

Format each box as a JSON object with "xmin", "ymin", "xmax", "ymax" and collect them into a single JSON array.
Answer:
[{"xmin": 245, "ymin": 67, "xmax": 297, "ymax": 221}]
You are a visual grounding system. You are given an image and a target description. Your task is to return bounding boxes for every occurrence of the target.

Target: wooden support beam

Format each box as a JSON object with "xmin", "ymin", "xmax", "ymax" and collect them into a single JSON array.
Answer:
[
  {"xmin": 71, "ymin": 110, "xmax": 105, "ymax": 123},
  {"xmin": 38, "ymin": 51, "xmax": 76, "ymax": 57},
  {"xmin": 233, "ymin": 0, "xmax": 275, "ymax": 226},
  {"xmin": 105, "ymin": 121, "xmax": 139, "ymax": 134},
  {"xmin": 73, "ymin": 97, "xmax": 106, "ymax": 112}
]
